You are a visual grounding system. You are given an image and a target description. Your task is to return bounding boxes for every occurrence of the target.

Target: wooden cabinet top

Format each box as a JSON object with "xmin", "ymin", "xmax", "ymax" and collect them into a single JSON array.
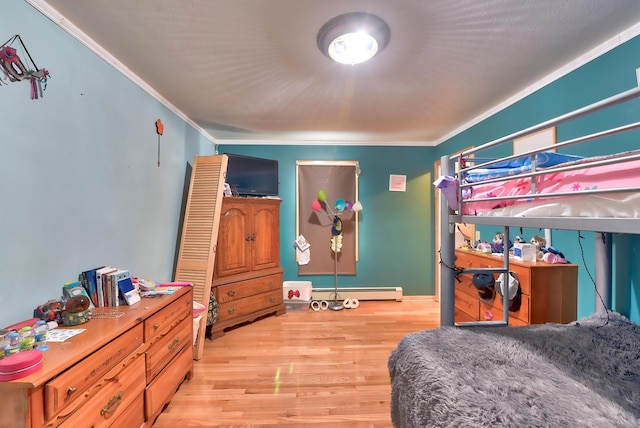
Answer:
[
  {"xmin": 455, "ymin": 248, "xmax": 577, "ymax": 269},
  {"xmin": 0, "ymin": 287, "xmax": 191, "ymax": 390},
  {"xmin": 222, "ymin": 196, "xmax": 282, "ymax": 206}
]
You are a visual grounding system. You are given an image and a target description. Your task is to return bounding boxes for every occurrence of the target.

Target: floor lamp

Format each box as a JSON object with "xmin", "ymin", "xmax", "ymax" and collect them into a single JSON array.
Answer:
[{"xmin": 311, "ymin": 191, "xmax": 363, "ymax": 311}]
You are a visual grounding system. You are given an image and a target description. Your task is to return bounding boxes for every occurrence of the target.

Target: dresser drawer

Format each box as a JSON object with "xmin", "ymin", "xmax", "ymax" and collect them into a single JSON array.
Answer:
[
  {"xmin": 454, "ymin": 307, "xmax": 478, "ymax": 322},
  {"xmin": 44, "ymin": 324, "xmax": 144, "ymax": 420},
  {"xmin": 145, "ymin": 343, "xmax": 193, "ymax": 422},
  {"xmin": 145, "ymin": 315, "xmax": 192, "ymax": 383},
  {"xmin": 109, "ymin": 392, "xmax": 144, "ymax": 428},
  {"xmin": 57, "ymin": 354, "xmax": 145, "ymax": 428},
  {"xmin": 456, "ymin": 251, "xmax": 532, "ymax": 296},
  {"xmin": 502, "ymin": 264, "xmax": 531, "ymax": 296},
  {"xmin": 218, "ymin": 288, "xmax": 282, "ymax": 322},
  {"xmin": 144, "ymin": 291, "xmax": 192, "ymax": 341},
  {"xmin": 454, "ymin": 288, "xmax": 479, "ymax": 320},
  {"xmin": 457, "ymin": 273, "xmax": 479, "ymax": 296},
  {"xmin": 490, "ymin": 292, "xmax": 530, "ymax": 323},
  {"xmin": 479, "ymin": 294, "xmax": 530, "ymax": 326},
  {"xmin": 216, "ymin": 273, "xmax": 282, "ymax": 303}
]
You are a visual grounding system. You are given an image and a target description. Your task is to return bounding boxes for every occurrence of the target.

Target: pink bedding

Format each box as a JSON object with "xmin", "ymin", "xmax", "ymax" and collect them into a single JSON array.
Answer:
[{"xmin": 462, "ymin": 158, "xmax": 640, "ymax": 215}]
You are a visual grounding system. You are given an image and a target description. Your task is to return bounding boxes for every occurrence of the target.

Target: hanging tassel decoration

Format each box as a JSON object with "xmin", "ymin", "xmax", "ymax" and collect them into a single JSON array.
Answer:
[{"xmin": 0, "ymin": 35, "xmax": 50, "ymax": 99}]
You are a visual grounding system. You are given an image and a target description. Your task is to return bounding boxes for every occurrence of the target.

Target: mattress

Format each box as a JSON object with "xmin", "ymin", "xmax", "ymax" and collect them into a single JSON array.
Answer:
[
  {"xmin": 460, "ymin": 154, "xmax": 640, "ymax": 218},
  {"xmin": 388, "ymin": 311, "xmax": 640, "ymax": 427}
]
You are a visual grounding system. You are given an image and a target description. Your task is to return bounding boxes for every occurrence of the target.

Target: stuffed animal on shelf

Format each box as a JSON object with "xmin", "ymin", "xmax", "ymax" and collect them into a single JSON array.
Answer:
[
  {"xmin": 530, "ymin": 235, "xmax": 547, "ymax": 250},
  {"xmin": 491, "ymin": 233, "xmax": 513, "ymax": 253}
]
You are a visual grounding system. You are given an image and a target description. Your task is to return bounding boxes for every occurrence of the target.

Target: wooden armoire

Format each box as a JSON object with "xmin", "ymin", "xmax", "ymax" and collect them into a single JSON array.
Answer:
[
  {"xmin": 174, "ymin": 155, "xmax": 284, "ymax": 360},
  {"xmin": 210, "ymin": 197, "xmax": 285, "ymax": 338}
]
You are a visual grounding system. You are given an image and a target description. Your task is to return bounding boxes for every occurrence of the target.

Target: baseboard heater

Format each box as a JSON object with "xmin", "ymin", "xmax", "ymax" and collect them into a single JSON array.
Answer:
[{"xmin": 311, "ymin": 287, "xmax": 403, "ymax": 302}]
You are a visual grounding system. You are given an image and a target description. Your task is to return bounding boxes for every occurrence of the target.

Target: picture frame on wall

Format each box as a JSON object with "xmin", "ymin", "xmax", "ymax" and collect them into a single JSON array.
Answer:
[{"xmin": 389, "ymin": 174, "xmax": 407, "ymax": 192}]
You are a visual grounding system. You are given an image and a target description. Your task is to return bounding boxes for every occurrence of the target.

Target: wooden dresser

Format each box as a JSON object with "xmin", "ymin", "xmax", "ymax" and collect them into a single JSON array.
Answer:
[
  {"xmin": 0, "ymin": 287, "xmax": 193, "ymax": 428},
  {"xmin": 210, "ymin": 197, "xmax": 285, "ymax": 338},
  {"xmin": 454, "ymin": 249, "xmax": 578, "ymax": 326}
]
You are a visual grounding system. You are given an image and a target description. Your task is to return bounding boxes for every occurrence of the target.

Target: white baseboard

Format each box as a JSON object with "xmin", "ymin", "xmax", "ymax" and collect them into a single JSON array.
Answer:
[{"xmin": 311, "ymin": 287, "xmax": 403, "ymax": 302}]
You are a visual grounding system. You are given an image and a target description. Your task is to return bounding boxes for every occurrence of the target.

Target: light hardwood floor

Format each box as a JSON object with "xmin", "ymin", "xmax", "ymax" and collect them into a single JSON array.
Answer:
[{"xmin": 152, "ymin": 297, "xmax": 440, "ymax": 427}]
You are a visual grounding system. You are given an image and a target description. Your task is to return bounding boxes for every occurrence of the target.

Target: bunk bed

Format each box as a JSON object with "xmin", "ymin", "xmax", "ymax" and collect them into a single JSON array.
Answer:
[{"xmin": 388, "ymin": 86, "xmax": 640, "ymax": 427}]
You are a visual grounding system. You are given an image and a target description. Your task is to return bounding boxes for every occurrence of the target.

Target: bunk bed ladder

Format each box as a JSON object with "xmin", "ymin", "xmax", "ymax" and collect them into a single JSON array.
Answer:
[{"xmin": 440, "ymin": 155, "xmax": 511, "ymax": 327}]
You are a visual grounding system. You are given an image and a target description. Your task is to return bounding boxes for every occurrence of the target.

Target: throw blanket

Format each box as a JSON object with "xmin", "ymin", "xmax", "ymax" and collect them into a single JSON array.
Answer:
[{"xmin": 388, "ymin": 312, "xmax": 640, "ymax": 427}]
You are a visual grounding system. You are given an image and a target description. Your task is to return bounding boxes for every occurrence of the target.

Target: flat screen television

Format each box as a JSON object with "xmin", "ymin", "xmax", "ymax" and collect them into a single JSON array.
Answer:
[{"xmin": 224, "ymin": 153, "xmax": 279, "ymax": 197}]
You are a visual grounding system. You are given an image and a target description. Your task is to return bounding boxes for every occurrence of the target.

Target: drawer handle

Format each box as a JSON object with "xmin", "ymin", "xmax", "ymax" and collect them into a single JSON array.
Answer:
[
  {"xmin": 227, "ymin": 290, "xmax": 235, "ymax": 297},
  {"xmin": 100, "ymin": 391, "xmax": 123, "ymax": 416},
  {"xmin": 269, "ymin": 296, "xmax": 276, "ymax": 303},
  {"xmin": 67, "ymin": 386, "xmax": 77, "ymax": 396},
  {"xmin": 227, "ymin": 308, "xmax": 235, "ymax": 315},
  {"xmin": 245, "ymin": 234, "xmax": 252, "ymax": 241},
  {"xmin": 168, "ymin": 337, "xmax": 180, "ymax": 352},
  {"xmin": 153, "ymin": 323, "xmax": 160, "ymax": 330}
]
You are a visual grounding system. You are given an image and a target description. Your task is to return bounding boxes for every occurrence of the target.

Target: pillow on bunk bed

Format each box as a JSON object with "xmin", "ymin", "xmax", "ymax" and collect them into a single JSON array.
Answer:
[{"xmin": 464, "ymin": 151, "xmax": 583, "ymax": 183}]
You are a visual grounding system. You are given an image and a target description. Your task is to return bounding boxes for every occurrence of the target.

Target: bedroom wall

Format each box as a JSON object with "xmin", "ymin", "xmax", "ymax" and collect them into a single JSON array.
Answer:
[
  {"xmin": 0, "ymin": 2, "xmax": 215, "ymax": 327},
  {"xmin": 5, "ymin": 2, "xmax": 638, "ymax": 328},
  {"xmin": 218, "ymin": 144, "xmax": 435, "ymax": 296},
  {"xmin": 435, "ymin": 35, "xmax": 640, "ymax": 322}
]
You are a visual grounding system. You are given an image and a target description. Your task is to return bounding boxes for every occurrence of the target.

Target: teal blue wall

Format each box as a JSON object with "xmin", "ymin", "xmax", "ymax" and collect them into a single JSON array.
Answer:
[
  {"xmin": 0, "ymin": 2, "xmax": 214, "ymax": 327},
  {"xmin": 3, "ymin": 2, "xmax": 638, "ymax": 327},
  {"xmin": 218, "ymin": 145, "xmax": 435, "ymax": 294},
  {"xmin": 435, "ymin": 36, "xmax": 640, "ymax": 323}
]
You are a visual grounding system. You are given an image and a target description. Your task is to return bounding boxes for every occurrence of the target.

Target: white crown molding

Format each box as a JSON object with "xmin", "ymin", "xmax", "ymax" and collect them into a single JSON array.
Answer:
[
  {"xmin": 436, "ymin": 21, "xmax": 640, "ymax": 146},
  {"xmin": 215, "ymin": 139, "xmax": 436, "ymax": 147},
  {"xmin": 25, "ymin": 1, "xmax": 640, "ymax": 148},
  {"xmin": 26, "ymin": 0, "xmax": 217, "ymax": 144}
]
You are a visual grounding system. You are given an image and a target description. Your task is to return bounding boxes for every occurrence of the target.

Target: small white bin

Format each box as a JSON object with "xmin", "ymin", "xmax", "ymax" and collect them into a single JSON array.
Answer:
[
  {"xmin": 285, "ymin": 298, "xmax": 311, "ymax": 312},
  {"xmin": 283, "ymin": 281, "xmax": 312, "ymax": 301},
  {"xmin": 513, "ymin": 243, "xmax": 537, "ymax": 262}
]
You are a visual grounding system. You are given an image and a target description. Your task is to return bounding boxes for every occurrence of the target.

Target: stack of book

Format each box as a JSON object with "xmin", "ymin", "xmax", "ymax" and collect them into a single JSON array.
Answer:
[{"xmin": 78, "ymin": 266, "xmax": 141, "ymax": 307}]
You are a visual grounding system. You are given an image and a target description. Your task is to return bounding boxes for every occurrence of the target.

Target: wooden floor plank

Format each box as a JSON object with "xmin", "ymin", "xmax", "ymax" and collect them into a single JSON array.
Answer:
[{"xmin": 152, "ymin": 297, "xmax": 439, "ymax": 427}]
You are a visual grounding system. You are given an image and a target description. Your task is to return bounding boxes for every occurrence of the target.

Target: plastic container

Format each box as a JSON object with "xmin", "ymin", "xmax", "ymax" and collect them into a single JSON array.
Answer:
[
  {"xmin": 4, "ymin": 332, "xmax": 20, "ymax": 357},
  {"xmin": 62, "ymin": 308, "xmax": 91, "ymax": 326},
  {"xmin": 0, "ymin": 349, "xmax": 44, "ymax": 381},
  {"xmin": 193, "ymin": 301, "xmax": 207, "ymax": 318},
  {"xmin": 33, "ymin": 321, "xmax": 49, "ymax": 351},
  {"xmin": 283, "ymin": 281, "xmax": 312, "ymax": 301},
  {"xmin": 284, "ymin": 298, "xmax": 312, "ymax": 312}
]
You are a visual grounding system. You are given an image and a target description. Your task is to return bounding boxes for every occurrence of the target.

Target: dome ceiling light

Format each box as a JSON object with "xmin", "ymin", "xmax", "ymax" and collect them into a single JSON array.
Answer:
[{"xmin": 317, "ymin": 12, "xmax": 391, "ymax": 65}]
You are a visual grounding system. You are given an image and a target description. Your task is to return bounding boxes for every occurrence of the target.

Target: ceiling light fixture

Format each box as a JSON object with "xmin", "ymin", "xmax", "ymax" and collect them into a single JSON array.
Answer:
[{"xmin": 317, "ymin": 12, "xmax": 390, "ymax": 65}]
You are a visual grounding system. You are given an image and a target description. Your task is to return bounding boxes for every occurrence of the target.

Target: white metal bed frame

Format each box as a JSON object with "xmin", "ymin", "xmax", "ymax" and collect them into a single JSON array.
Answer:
[{"xmin": 439, "ymin": 85, "xmax": 640, "ymax": 327}]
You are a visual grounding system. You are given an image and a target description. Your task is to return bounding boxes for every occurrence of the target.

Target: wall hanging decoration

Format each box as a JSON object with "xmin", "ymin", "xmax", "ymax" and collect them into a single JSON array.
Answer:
[
  {"xmin": 296, "ymin": 161, "xmax": 361, "ymax": 276},
  {"xmin": 0, "ymin": 35, "xmax": 50, "ymax": 99},
  {"xmin": 155, "ymin": 119, "xmax": 164, "ymax": 167}
]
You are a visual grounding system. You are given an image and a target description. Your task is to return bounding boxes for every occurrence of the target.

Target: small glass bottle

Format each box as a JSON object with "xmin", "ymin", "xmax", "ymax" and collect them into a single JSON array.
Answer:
[
  {"xmin": 4, "ymin": 331, "xmax": 20, "ymax": 356},
  {"xmin": 19, "ymin": 326, "xmax": 35, "ymax": 351},
  {"xmin": 33, "ymin": 320, "xmax": 49, "ymax": 351},
  {"xmin": 0, "ymin": 329, "xmax": 9, "ymax": 359}
]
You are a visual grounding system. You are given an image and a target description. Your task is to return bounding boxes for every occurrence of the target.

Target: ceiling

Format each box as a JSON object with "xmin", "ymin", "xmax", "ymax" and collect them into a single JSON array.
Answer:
[{"xmin": 30, "ymin": 1, "xmax": 640, "ymax": 145}]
